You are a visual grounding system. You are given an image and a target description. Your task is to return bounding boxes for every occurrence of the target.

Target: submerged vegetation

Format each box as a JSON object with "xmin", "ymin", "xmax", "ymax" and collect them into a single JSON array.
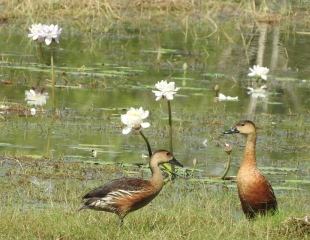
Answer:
[{"xmin": 1, "ymin": 0, "xmax": 310, "ymax": 239}]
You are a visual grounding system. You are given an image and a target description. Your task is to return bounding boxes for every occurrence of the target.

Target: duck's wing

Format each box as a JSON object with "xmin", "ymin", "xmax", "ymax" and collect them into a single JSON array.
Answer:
[
  {"xmin": 265, "ymin": 179, "xmax": 277, "ymax": 207},
  {"xmin": 82, "ymin": 177, "xmax": 149, "ymax": 199}
]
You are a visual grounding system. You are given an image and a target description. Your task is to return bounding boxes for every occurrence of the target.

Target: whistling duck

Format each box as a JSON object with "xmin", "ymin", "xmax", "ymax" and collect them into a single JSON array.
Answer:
[
  {"xmin": 79, "ymin": 150, "xmax": 183, "ymax": 224},
  {"xmin": 223, "ymin": 120, "xmax": 278, "ymax": 219}
]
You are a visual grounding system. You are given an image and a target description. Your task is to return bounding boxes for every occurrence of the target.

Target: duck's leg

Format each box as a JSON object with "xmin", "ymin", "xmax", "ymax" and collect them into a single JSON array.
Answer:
[
  {"xmin": 116, "ymin": 211, "xmax": 127, "ymax": 226},
  {"xmin": 116, "ymin": 218, "xmax": 123, "ymax": 226}
]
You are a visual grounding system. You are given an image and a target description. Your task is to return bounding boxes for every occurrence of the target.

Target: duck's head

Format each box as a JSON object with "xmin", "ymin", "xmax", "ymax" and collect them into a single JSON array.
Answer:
[
  {"xmin": 151, "ymin": 150, "xmax": 183, "ymax": 167},
  {"xmin": 223, "ymin": 120, "xmax": 256, "ymax": 136}
]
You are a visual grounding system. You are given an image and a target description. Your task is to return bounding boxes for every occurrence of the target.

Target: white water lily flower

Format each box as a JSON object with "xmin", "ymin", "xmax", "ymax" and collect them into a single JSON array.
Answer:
[
  {"xmin": 25, "ymin": 88, "xmax": 49, "ymax": 106},
  {"xmin": 152, "ymin": 80, "xmax": 180, "ymax": 101},
  {"xmin": 42, "ymin": 24, "xmax": 62, "ymax": 45},
  {"xmin": 248, "ymin": 65, "xmax": 269, "ymax": 80},
  {"xmin": 28, "ymin": 23, "xmax": 45, "ymax": 42},
  {"xmin": 121, "ymin": 107, "xmax": 150, "ymax": 134},
  {"xmin": 218, "ymin": 93, "xmax": 238, "ymax": 101},
  {"xmin": 41, "ymin": 24, "xmax": 62, "ymax": 45},
  {"xmin": 28, "ymin": 23, "xmax": 62, "ymax": 45}
]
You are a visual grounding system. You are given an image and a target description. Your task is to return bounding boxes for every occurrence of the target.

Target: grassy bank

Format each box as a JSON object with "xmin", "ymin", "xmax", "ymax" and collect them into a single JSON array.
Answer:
[
  {"xmin": 1, "ymin": 0, "xmax": 310, "ymax": 32},
  {"xmin": 1, "ymin": 157, "xmax": 309, "ymax": 239}
]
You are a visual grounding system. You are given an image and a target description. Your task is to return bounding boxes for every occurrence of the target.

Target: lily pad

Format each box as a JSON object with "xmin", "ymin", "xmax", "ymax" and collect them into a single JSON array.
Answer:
[{"xmin": 284, "ymin": 179, "xmax": 310, "ymax": 184}]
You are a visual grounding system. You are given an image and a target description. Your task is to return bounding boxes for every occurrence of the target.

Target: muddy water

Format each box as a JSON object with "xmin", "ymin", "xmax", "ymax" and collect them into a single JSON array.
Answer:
[{"xmin": 0, "ymin": 19, "xmax": 309, "ymax": 188}]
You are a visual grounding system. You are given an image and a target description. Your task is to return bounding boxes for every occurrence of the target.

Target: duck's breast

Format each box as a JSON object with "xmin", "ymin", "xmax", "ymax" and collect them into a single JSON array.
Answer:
[{"xmin": 237, "ymin": 169, "xmax": 277, "ymax": 216}]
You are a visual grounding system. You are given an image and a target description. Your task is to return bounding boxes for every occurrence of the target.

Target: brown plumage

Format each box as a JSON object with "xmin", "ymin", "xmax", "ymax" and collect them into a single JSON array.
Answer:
[
  {"xmin": 223, "ymin": 120, "xmax": 278, "ymax": 219},
  {"xmin": 79, "ymin": 149, "xmax": 183, "ymax": 224}
]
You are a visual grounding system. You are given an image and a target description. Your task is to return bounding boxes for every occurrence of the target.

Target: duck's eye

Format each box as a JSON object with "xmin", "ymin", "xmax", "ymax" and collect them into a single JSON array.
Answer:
[
  {"xmin": 166, "ymin": 152, "xmax": 170, "ymax": 156},
  {"xmin": 241, "ymin": 123, "xmax": 245, "ymax": 126}
]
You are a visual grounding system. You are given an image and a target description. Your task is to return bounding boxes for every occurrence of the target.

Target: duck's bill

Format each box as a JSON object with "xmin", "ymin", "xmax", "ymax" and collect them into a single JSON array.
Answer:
[
  {"xmin": 169, "ymin": 158, "xmax": 183, "ymax": 167},
  {"xmin": 223, "ymin": 126, "xmax": 239, "ymax": 134}
]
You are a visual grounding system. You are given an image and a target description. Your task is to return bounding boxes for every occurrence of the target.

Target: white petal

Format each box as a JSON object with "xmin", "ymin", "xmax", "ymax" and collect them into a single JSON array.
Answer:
[
  {"xmin": 45, "ymin": 37, "xmax": 52, "ymax": 45},
  {"xmin": 153, "ymin": 91, "xmax": 163, "ymax": 97},
  {"xmin": 164, "ymin": 92, "xmax": 174, "ymax": 100},
  {"xmin": 122, "ymin": 127, "xmax": 132, "ymax": 134},
  {"xmin": 218, "ymin": 93, "xmax": 226, "ymax": 100},
  {"xmin": 30, "ymin": 89, "xmax": 36, "ymax": 95},
  {"xmin": 30, "ymin": 108, "xmax": 36, "ymax": 115},
  {"xmin": 121, "ymin": 114, "xmax": 128, "ymax": 124},
  {"xmin": 141, "ymin": 122, "xmax": 150, "ymax": 129},
  {"xmin": 141, "ymin": 110, "xmax": 149, "ymax": 119}
]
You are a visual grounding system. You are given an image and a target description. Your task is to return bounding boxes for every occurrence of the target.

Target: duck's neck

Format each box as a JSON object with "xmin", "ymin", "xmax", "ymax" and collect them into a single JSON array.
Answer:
[
  {"xmin": 241, "ymin": 133, "xmax": 257, "ymax": 168},
  {"xmin": 149, "ymin": 162, "xmax": 164, "ymax": 191}
]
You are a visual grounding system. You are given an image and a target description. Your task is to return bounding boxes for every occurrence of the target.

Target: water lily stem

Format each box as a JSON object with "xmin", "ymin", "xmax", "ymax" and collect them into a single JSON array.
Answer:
[
  {"xmin": 39, "ymin": 42, "xmax": 46, "ymax": 65},
  {"xmin": 167, "ymin": 100, "xmax": 175, "ymax": 173},
  {"xmin": 220, "ymin": 154, "xmax": 232, "ymax": 180},
  {"xmin": 139, "ymin": 127, "xmax": 175, "ymax": 180},
  {"xmin": 45, "ymin": 135, "xmax": 51, "ymax": 158},
  {"xmin": 50, "ymin": 44, "xmax": 56, "ymax": 109},
  {"xmin": 190, "ymin": 163, "xmax": 197, "ymax": 178},
  {"xmin": 139, "ymin": 130, "xmax": 152, "ymax": 157}
]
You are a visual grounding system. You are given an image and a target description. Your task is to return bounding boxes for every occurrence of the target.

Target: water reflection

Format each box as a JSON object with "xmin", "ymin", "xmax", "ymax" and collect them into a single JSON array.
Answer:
[{"xmin": 245, "ymin": 22, "xmax": 281, "ymax": 118}]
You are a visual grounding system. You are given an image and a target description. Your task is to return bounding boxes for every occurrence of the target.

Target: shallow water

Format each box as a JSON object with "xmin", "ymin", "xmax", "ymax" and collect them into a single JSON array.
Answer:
[{"xmin": 0, "ymin": 11, "xmax": 310, "ymax": 190}]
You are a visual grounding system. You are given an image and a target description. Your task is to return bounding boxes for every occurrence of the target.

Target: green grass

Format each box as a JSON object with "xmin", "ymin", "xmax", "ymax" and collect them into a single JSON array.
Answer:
[{"xmin": 1, "ymin": 158, "xmax": 309, "ymax": 239}]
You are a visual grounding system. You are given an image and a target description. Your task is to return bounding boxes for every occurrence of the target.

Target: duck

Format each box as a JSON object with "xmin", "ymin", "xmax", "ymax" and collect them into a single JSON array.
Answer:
[
  {"xmin": 223, "ymin": 120, "xmax": 277, "ymax": 219},
  {"xmin": 79, "ymin": 149, "xmax": 183, "ymax": 224}
]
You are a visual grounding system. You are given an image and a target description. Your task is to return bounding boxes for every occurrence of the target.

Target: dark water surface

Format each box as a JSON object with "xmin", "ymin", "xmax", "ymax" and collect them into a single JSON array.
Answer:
[{"xmin": 0, "ymin": 16, "xmax": 310, "ymax": 189}]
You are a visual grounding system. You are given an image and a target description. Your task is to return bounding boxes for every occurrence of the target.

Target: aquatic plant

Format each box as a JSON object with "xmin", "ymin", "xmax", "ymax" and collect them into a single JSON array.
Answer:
[
  {"xmin": 25, "ymin": 88, "xmax": 49, "ymax": 106},
  {"xmin": 121, "ymin": 107, "xmax": 152, "ymax": 157},
  {"xmin": 152, "ymin": 80, "xmax": 179, "ymax": 101},
  {"xmin": 28, "ymin": 23, "xmax": 62, "ymax": 109},
  {"xmin": 121, "ymin": 107, "xmax": 150, "ymax": 134},
  {"xmin": 25, "ymin": 87, "xmax": 49, "ymax": 115},
  {"xmin": 28, "ymin": 23, "xmax": 45, "ymax": 42},
  {"xmin": 247, "ymin": 85, "xmax": 268, "ymax": 98},
  {"xmin": 152, "ymin": 80, "xmax": 180, "ymax": 174},
  {"xmin": 152, "ymin": 80, "xmax": 179, "ymax": 153},
  {"xmin": 190, "ymin": 158, "xmax": 197, "ymax": 178},
  {"xmin": 248, "ymin": 65, "xmax": 269, "ymax": 81},
  {"xmin": 247, "ymin": 65, "xmax": 270, "ymax": 100},
  {"xmin": 220, "ymin": 143, "xmax": 232, "ymax": 180},
  {"xmin": 28, "ymin": 23, "xmax": 62, "ymax": 45}
]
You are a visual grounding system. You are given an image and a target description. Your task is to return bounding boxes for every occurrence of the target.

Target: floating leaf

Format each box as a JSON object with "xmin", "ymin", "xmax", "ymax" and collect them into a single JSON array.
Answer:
[
  {"xmin": 122, "ymin": 170, "xmax": 139, "ymax": 174},
  {"xmin": 261, "ymin": 101, "xmax": 282, "ymax": 105},
  {"xmin": 24, "ymin": 155, "xmax": 44, "ymax": 159},
  {"xmin": 296, "ymin": 31, "xmax": 310, "ymax": 35},
  {"xmin": 78, "ymin": 144, "xmax": 114, "ymax": 148},
  {"xmin": 170, "ymin": 77, "xmax": 195, "ymax": 81},
  {"xmin": 140, "ymin": 48, "xmax": 177, "ymax": 54},
  {"xmin": 284, "ymin": 179, "xmax": 310, "ymax": 184},
  {"xmin": 82, "ymin": 160, "xmax": 115, "ymax": 165}
]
